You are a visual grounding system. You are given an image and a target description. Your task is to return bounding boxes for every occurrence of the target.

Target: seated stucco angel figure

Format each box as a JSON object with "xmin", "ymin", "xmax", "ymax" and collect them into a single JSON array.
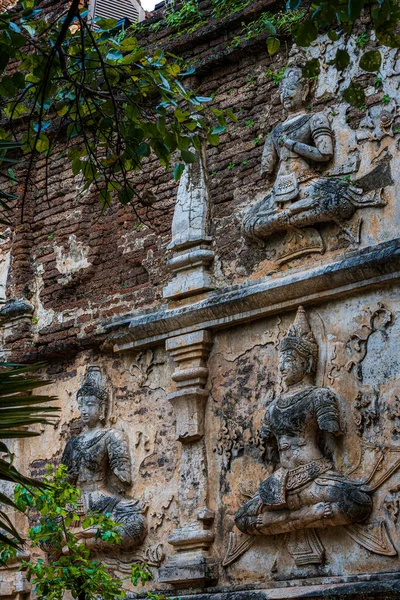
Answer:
[
  {"xmin": 242, "ymin": 67, "xmax": 381, "ymax": 251},
  {"xmin": 62, "ymin": 366, "xmax": 146, "ymax": 551},
  {"xmin": 235, "ymin": 307, "xmax": 372, "ymax": 539}
]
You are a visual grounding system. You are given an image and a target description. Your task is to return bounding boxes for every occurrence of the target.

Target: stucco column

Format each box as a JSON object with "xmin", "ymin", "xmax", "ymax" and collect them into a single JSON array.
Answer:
[{"xmin": 159, "ymin": 329, "xmax": 218, "ymax": 586}]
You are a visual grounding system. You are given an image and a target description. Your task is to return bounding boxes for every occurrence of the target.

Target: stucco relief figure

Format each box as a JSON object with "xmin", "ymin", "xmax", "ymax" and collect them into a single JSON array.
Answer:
[
  {"xmin": 62, "ymin": 366, "xmax": 146, "ymax": 551},
  {"xmin": 242, "ymin": 67, "xmax": 383, "ymax": 262},
  {"xmin": 234, "ymin": 307, "xmax": 372, "ymax": 544},
  {"xmin": 224, "ymin": 307, "xmax": 400, "ymax": 568}
]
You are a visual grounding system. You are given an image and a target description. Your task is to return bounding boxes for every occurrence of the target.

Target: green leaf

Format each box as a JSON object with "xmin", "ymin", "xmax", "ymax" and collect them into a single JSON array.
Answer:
[
  {"xmin": 226, "ymin": 108, "xmax": 238, "ymax": 122},
  {"xmin": 100, "ymin": 188, "xmax": 112, "ymax": 208},
  {"xmin": 302, "ymin": 58, "xmax": 320, "ymax": 79},
  {"xmin": 173, "ymin": 163, "xmax": 185, "ymax": 181},
  {"xmin": 359, "ymin": 50, "xmax": 382, "ymax": 72},
  {"xmin": 0, "ymin": 52, "xmax": 9, "ymax": 74},
  {"xmin": 207, "ymin": 132, "xmax": 220, "ymax": 146},
  {"xmin": 120, "ymin": 37, "xmax": 138, "ymax": 52},
  {"xmin": 348, "ymin": 0, "xmax": 364, "ymax": 21},
  {"xmin": 343, "ymin": 82, "xmax": 366, "ymax": 108},
  {"xmin": 0, "ymin": 76, "xmax": 16, "ymax": 98},
  {"xmin": 335, "ymin": 49, "xmax": 351, "ymax": 70},
  {"xmin": 263, "ymin": 20, "xmax": 276, "ymax": 35},
  {"xmin": 35, "ymin": 134, "xmax": 49, "ymax": 153},
  {"xmin": 117, "ymin": 188, "xmax": 134, "ymax": 205},
  {"xmin": 267, "ymin": 36, "xmax": 280, "ymax": 55},
  {"xmin": 212, "ymin": 125, "xmax": 226, "ymax": 134},
  {"xmin": 94, "ymin": 16, "xmax": 119, "ymax": 30},
  {"xmin": 181, "ymin": 149, "xmax": 196, "ymax": 163},
  {"xmin": 328, "ymin": 30, "xmax": 339, "ymax": 41},
  {"xmin": 292, "ymin": 20, "xmax": 318, "ymax": 46},
  {"xmin": 136, "ymin": 142, "xmax": 150, "ymax": 157}
]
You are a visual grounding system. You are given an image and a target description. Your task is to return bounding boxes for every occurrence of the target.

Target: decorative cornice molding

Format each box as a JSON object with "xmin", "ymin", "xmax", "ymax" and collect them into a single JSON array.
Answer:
[{"xmin": 104, "ymin": 238, "xmax": 400, "ymax": 352}]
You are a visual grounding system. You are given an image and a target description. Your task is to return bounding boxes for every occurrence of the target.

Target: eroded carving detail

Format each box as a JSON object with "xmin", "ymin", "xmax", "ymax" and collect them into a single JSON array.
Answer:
[
  {"xmin": 214, "ymin": 417, "xmax": 264, "ymax": 468},
  {"xmin": 388, "ymin": 396, "xmax": 400, "ymax": 437},
  {"xmin": 104, "ymin": 543, "xmax": 165, "ymax": 574},
  {"xmin": 62, "ymin": 365, "xmax": 147, "ymax": 552},
  {"xmin": 242, "ymin": 67, "xmax": 386, "ymax": 263},
  {"xmin": 128, "ymin": 349, "xmax": 162, "ymax": 388},
  {"xmin": 353, "ymin": 391, "xmax": 380, "ymax": 437},
  {"xmin": 224, "ymin": 307, "xmax": 399, "ymax": 567},
  {"xmin": 385, "ymin": 483, "xmax": 400, "ymax": 525},
  {"xmin": 329, "ymin": 303, "xmax": 393, "ymax": 382}
]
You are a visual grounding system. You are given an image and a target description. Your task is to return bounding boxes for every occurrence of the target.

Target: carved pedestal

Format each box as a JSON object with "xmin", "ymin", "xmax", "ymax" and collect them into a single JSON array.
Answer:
[{"xmin": 159, "ymin": 330, "xmax": 218, "ymax": 586}]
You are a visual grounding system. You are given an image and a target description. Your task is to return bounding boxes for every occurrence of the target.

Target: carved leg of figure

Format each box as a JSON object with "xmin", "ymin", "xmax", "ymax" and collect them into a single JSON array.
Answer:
[
  {"xmin": 257, "ymin": 502, "xmax": 351, "ymax": 536},
  {"xmin": 250, "ymin": 211, "xmax": 290, "ymax": 240}
]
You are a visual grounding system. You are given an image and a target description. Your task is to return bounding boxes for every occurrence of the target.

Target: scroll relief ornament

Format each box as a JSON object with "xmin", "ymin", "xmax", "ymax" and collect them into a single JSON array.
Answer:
[
  {"xmin": 62, "ymin": 365, "xmax": 147, "ymax": 552},
  {"xmin": 328, "ymin": 302, "xmax": 393, "ymax": 383},
  {"xmin": 224, "ymin": 307, "xmax": 400, "ymax": 568},
  {"xmin": 242, "ymin": 67, "xmax": 387, "ymax": 264}
]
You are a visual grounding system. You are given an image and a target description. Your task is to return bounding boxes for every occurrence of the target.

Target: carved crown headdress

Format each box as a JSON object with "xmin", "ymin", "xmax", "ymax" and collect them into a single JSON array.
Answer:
[
  {"xmin": 77, "ymin": 365, "xmax": 108, "ymax": 405},
  {"xmin": 279, "ymin": 66, "xmax": 302, "ymax": 88},
  {"xmin": 280, "ymin": 307, "xmax": 318, "ymax": 371}
]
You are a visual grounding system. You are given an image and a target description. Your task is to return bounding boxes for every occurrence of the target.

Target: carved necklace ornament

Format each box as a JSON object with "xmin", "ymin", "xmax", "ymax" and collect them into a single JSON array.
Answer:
[
  {"xmin": 224, "ymin": 307, "xmax": 399, "ymax": 568},
  {"xmin": 62, "ymin": 365, "xmax": 147, "ymax": 552},
  {"xmin": 242, "ymin": 67, "xmax": 386, "ymax": 264}
]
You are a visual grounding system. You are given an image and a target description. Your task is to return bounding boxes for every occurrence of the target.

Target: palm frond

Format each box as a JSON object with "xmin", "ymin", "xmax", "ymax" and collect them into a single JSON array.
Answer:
[{"xmin": 0, "ymin": 360, "xmax": 58, "ymax": 547}]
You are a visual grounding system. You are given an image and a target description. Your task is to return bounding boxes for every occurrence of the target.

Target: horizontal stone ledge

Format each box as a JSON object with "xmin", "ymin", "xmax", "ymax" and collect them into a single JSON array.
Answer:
[
  {"xmin": 125, "ymin": 572, "xmax": 400, "ymax": 599},
  {"xmin": 104, "ymin": 239, "xmax": 400, "ymax": 352}
]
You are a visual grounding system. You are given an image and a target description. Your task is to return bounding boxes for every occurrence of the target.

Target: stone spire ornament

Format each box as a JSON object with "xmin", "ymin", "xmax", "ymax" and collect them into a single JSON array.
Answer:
[{"xmin": 163, "ymin": 144, "xmax": 215, "ymax": 300}]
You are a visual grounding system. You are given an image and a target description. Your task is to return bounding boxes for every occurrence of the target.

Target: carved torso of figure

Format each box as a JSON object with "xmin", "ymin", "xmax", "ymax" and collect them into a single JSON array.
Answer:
[
  {"xmin": 63, "ymin": 428, "xmax": 131, "ymax": 494},
  {"xmin": 263, "ymin": 386, "xmax": 341, "ymax": 470},
  {"xmin": 262, "ymin": 113, "xmax": 333, "ymax": 204}
]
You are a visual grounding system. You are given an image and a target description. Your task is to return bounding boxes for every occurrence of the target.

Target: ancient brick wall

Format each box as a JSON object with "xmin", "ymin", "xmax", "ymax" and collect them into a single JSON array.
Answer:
[{"xmin": 1, "ymin": 0, "xmax": 294, "ymax": 360}]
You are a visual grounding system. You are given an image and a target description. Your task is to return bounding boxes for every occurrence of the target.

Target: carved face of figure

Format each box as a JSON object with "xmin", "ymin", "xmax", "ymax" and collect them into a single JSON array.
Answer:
[
  {"xmin": 78, "ymin": 395, "xmax": 104, "ymax": 428},
  {"xmin": 279, "ymin": 348, "xmax": 309, "ymax": 387},
  {"xmin": 279, "ymin": 69, "xmax": 307, "ymax": 112}
]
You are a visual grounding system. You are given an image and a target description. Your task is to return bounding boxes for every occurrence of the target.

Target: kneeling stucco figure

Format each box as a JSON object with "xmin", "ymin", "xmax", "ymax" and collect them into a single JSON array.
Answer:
[
  {"xmin": 224, "ymin": 307, "xmax": 399, "ymax": 567},
  {"xmin": 242, "ymin": 67, "xmax": 383, "ymax": 263},
  {"xmin": 235, "ymin": 307, "xmax": 372, "ymax": 541},
  {"xmin": 62, "ymin": 365, "xmax": 147, "ymax": 552}
]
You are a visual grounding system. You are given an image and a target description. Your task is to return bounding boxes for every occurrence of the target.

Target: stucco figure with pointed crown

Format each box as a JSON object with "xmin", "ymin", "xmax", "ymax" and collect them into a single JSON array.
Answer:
[
  {"xmin": 242, "ymin": 67, "xmax": 384, "ymax": 262},
  {"xmin": 62, "ymin": 365, "xmax": 147, "ymax": 551},
  {"xmin": 229, "ymin": 307, "xmax": 376, "ymax": 565}
]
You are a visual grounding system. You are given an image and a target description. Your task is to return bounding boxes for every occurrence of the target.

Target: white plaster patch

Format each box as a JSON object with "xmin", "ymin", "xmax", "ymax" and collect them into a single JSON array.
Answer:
[
  {"xmin": 120, "ymin": 229, "xmax": 147, "ymax": 254},
  {"xmin": 54, "ymin": 235, "xmax": 91, "ymax": 277},
  {"xmin": 33, "ymin": 263, "xmax": 55, "ymax": 330},
  {"xmin": 0, "ymin": 250, "xmax": 11, "ymax": 303}
]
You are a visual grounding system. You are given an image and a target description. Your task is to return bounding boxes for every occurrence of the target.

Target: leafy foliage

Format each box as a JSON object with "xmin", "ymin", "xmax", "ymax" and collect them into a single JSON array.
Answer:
[
  {"xmin": 0, "ymin": 359, "xmax": 58, "ymax": 548},
  {"xmin": 148, "ymin": 0, "xmax": 398, "ymax": 110},
  {"xmin": 0, "ymin": 0, "xmax": 398, "ymax": 211},
  {"xmin": 0, "ymin": 0, "xmax": 226, "ymax": 209},
  {"xmin": 0, "ymin": 140, "xmax": 21, "ymax": 224},
  {"xmin": 12, "ymin": 465, "xmax": 169, "ymax": 600}
]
